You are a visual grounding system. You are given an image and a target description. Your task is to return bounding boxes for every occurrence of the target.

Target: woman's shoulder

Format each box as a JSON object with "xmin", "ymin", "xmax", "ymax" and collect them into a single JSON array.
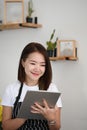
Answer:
[
  {"xmin": 4, "ymin": 80, "xmax": 21, "ymax": 96},
  {"xmin": 2, "ymin": 81, "xmax": 21, "ymax": 107},
  {"xmin": 6, "ymin": 80, "xmax": 21, "ymax": 90},
  {"xmin": 47, "ymin": 82, "xmax": 60, "ymax": 92}
]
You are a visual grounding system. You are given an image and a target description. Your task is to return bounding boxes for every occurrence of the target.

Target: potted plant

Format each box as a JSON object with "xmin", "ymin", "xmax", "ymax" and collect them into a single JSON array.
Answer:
[
  {"xmin": 46, "ymin": 29, "xmax": 58, "ymax": 57},
  {"xmin": 26, "ymin": 0, "xmax": 34, "ymax": 23}
]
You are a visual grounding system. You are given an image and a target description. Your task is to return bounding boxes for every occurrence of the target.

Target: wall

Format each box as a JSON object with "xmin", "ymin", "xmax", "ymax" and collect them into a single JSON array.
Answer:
[{"xmin": 0, "ymin": 0, "xmax": 87, "ymax": 130}]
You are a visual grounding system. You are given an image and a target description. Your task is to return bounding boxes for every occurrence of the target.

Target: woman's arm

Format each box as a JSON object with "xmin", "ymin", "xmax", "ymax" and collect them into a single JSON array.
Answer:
[
  {"xmin": 48, "ymin": 107, "xmax": 61, "ymax": 130},
  {"xmin": 31, "ymin": 99, "xmax": 61, "ymax": 130},
  {"xmin": 2, "ymin": 106, "xmax": 26, "ymax": 130}
]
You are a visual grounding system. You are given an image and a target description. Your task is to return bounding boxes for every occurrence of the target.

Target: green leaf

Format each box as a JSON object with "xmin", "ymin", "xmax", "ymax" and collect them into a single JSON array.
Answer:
[
  {"xmin": 28, "ymin": 0, "xmax": 34, "ymax": 17},
  {"xmin": 46, "ymin": 29, "xmax": 58, "ymax": 50},
  {"xmin": 46, "ymin": 41, "xmax": 54, "ymax": 50},
  {"xmin": 50, "ymin": 29, "xmax": 55, "ymax": 41}
]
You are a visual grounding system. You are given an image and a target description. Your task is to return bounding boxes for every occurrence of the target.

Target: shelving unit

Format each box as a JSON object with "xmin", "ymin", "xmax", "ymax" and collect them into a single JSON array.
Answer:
[
  {"xmin": 0, "ymin": 23, "xmax": 42, "ymax": 30},
  {"xmin": 0, "ymin": 0, "xmax": 42, "ymax": 30},
  {"xmin": 21, "ymin": 23, "xmax": 42, "ymax": 28},
  {"xmin": 49, "ymin": 56, "xmax": 78, "ymax": 61},
  {"xmin": 48, "ymin": 40, "xmax": 78, "ymax": 61},
  {"xmin": 0, "ymin": 23, "xmax": 20, "ymax": 30}
]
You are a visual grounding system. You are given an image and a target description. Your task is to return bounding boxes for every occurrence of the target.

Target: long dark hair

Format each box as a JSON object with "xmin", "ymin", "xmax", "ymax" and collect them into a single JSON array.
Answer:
[{"xmin": 18, "ymin": 42, "xmax": 52, "ymax": 90}]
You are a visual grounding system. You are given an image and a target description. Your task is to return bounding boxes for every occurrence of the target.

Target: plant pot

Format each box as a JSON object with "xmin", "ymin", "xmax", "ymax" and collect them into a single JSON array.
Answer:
[
  {"xmin": 47, "ymin": 50, "xmax": 53, "ymax": 57},
  {"xmin": 26, "ymin": 17, "xmax": 33, "ymax": 23}
]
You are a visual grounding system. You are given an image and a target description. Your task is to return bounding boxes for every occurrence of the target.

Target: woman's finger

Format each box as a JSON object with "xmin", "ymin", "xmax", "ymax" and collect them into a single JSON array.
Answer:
[
  {"xmin": 31, "ymin": 105, "xmax": 42, "ymax": 113},
  {"xmin": 42, "ymin": 99, "xmax": 49, "ymax": 109}
]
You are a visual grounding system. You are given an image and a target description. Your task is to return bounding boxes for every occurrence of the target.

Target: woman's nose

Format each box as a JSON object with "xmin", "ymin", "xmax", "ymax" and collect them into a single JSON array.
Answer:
[{"xmin": 35, "ymin": 64, "xmax": 40, "ymax": 71}]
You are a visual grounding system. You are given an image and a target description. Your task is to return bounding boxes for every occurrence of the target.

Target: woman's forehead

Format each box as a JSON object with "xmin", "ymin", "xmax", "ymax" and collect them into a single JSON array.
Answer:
[{"xmin": 27, "ymin": 52, "xmax": 45, "ymax": 62}]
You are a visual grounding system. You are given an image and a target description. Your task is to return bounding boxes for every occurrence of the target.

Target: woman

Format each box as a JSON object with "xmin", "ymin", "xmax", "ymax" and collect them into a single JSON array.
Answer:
[{"xmin": 2, "ymin": 42, "xmax": 62, "ymax": 130}]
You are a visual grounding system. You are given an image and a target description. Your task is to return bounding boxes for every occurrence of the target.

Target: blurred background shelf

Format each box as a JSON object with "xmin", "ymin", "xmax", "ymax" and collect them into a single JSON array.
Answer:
[
  {"xmin": 20, "ymin": 23, "xmax": 42, "ymax": 28},
  {"xmin": 0, "ymin": 23, "xmax": 42, "ymax": 30},
  {"xmin": 49, "ymin": 56, "xmax": 78, "ymax": 61}
]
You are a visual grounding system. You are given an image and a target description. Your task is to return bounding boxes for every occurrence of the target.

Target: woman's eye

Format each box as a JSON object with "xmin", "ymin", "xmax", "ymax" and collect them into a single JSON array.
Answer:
[
  {"xmin": 30, "ymin": 63, "xmax": 35, "ymax": 65},
  {"xmin": 41, "ymin": 64, "xmax": 46, "ymax": 67}
]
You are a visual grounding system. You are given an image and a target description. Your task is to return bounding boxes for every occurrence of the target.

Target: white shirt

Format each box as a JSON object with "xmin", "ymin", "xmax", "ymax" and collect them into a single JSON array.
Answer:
[{"xmin": 2, "ymin": 80, "xmax": 62, "ymax": 107}]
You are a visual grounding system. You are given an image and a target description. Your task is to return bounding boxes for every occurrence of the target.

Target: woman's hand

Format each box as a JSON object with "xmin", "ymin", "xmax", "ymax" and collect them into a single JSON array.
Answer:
[
  {"xmin": 31, "ymin": 99, "xmax": 61, "ymax": 130},
  {"xmin": 31, "ymin": 99, "xmax": 58, "ymax": 121}
]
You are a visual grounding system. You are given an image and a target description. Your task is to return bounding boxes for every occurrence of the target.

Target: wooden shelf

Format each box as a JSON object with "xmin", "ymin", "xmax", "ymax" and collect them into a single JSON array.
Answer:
[
  {"xmin": 49, "ymin": 57, "xmax": 78, "ymax": 61},
  {"xmin": 48, "ymin": 40, "xmax": 78, "ymax": 61},
  {"xmin": 0, "ymin": 23, "xmax": 42, "ymax": 30},
  {"xmin": 5, "ymin": 0, "xmax": 23, "ymax": 2},
  {"xmin": 0, "ymin": 0, "xmax": 42, "ymax": 30},
  {"xmin": 0, "ymin": 23, "xmax": 20, "ymax": 30},
  {"xmin": 20, "ymin": 23, "xmax": 42, "ymax": 28}
]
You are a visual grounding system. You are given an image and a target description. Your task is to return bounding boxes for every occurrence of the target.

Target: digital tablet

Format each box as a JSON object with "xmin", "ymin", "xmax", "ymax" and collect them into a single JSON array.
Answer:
[{"xmin": 17, "ymin": 90, "xmax": 61, "ymax": 119}]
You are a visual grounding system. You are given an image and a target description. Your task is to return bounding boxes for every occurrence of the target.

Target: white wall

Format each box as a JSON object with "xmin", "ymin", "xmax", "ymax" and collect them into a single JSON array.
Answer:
[{"xmin": 0, "ymin": 0, "xmax": 87, "ymax": 130}]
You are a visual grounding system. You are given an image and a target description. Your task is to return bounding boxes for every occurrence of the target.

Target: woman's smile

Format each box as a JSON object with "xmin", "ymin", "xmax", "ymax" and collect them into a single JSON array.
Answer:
[{"xmin": 31, "ymin": 72, "xmax": 40, "ymax": 76}]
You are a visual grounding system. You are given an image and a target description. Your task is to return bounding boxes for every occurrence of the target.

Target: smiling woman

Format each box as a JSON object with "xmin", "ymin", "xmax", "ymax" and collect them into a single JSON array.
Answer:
[
  {"xmin": 1, "ymin": 42, "xmax": 62, "ymax": 130},
  {"xmin": 21, "ymin": 51, "xmax": 46, "ymax": 86}
]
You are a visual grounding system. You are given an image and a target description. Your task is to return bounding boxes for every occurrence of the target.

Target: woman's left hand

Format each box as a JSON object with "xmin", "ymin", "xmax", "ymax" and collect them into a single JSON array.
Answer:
[{"xmin": 30, "ymin": 99, "xmax": 58, "ymax": 121}]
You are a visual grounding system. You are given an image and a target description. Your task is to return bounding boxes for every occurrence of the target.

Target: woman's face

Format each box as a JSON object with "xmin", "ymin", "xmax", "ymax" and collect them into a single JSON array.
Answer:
[{"xmin": 22, "ymin": 52, "xmax": 46, "ymax": 85}]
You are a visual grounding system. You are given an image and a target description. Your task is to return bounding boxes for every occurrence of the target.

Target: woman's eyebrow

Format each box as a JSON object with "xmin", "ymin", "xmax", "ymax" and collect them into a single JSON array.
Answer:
[{"xmin": 29, "ymin": 60, "xmax": 46, "ymax": 64}]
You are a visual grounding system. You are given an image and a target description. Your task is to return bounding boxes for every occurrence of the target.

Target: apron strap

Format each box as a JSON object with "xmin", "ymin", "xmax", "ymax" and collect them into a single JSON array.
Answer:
[{"xmin": 14, "ymin": 83, "xmax": 23, "ymax": 108}]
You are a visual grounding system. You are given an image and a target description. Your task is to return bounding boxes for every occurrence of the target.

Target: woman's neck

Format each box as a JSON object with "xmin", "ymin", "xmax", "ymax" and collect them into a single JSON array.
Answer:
[{"xmin": 24, "ymin": 80, "xmax": 38, "ymax": 86}]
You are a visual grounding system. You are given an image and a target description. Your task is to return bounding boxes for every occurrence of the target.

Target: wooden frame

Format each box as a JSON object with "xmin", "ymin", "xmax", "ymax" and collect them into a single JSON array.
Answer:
[
  {"xmin": 4, "ymin": 0, "xmax": 24, "ymax": 24},
  {"xmin": 58, "ymin": 40, "xmax": 76, "ymax": 58}
]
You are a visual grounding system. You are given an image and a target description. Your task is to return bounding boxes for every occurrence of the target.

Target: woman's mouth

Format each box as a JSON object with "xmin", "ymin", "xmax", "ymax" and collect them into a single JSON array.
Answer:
[{"xmin": 31, "ymin": 72, "xmax": 40, "ymax": 76}]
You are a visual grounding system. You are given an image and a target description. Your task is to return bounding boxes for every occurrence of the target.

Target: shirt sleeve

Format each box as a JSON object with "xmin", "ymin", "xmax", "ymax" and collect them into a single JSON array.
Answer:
[
  {"xmin": 47, "ymin": 83, "xmax": 62, "ymax": 107},
  {"xmin": 2, "ymin": 85, "xmax": 15, "ymax": 107}
]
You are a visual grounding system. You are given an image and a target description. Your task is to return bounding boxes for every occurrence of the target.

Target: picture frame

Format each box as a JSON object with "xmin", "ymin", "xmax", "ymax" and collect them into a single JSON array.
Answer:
[
  {"xmin": 58, "ymin": 40, "xmax": 76, "ymax": 58},
  {"xmin": 4, "ymin": 1, "xmax": 24, "ymax": 24}
]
